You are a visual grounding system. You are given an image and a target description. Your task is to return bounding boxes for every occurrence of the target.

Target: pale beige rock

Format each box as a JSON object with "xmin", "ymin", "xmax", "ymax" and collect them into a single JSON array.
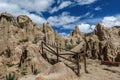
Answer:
[
  {"xmin": 66, "ymin": 26, "xmax": 84, "ymax": 46},
  {"xmin": 0, "ymin": 12, "xmax": 120, "ymax": 80},
  {"xmin": 19, "ymin": 62, "xmax": 78, "ymax": 80}
]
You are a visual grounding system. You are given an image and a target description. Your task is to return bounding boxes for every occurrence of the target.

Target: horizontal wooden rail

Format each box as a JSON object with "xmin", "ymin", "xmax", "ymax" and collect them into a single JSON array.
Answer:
[
  {"xmin": 42, "ymin": 41, "xmax": 78, "ymax": 54},
  {"xmin": 42, "ymin": 41, "xmax": 85, "ymax": 56},
  {"xmin": 41, "ymin": 41, "xmax": 87, "ymax": 76},
  {"xmin": 101, "ymin": 61, "xmax": 120, "ymax": 66},
  {"xmin": 42, "ymin": 45, "xmax": 76, "ymax": 63},
  {"xmin": 59, "ymin": 53, "xmax": 75, "ymax": 55}
]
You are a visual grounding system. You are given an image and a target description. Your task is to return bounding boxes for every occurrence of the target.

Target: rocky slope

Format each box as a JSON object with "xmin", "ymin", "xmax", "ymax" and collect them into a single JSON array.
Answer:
[
  {"xmin": 85, "ymin": 23, "xmax": 120, "ymax": 61},
  {"xmin": 0, "ymin": 12, "xmax": 66, "ymax": 80},
  {"xmin": 0, "ymin": 12, "xmax": 120, "ymax": 80}
]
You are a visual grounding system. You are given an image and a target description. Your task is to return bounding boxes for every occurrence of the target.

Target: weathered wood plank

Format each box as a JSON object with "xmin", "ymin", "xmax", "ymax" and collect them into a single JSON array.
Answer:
[{"xmin": 101, "ymin": 61, "xmax": 120, "ymax": 66}]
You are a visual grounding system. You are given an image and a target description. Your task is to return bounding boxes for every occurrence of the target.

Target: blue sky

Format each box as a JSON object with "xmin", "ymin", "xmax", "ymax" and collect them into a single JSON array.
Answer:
[{"xmin": 0, "ymin": 0, "xmax": 120, "ymax": 35}]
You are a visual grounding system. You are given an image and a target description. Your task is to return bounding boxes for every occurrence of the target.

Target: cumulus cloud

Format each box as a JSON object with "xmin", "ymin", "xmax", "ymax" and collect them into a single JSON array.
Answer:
[
  {"xmin": 78, "ymin": 23, "xmax": 95, "ymax": 33},
  {"xmin": 62, "ymin": 24, "xmax": 76, "ymax": 30},
  {"xmin": 0, "ymin": 0, "xmax": 98, "ymax": 25},
  {"xmin": 50, "ymin": 0, "xmax": 97, "ymax": 13},
  {"xmin": 50, "ymin": 1, "xmax": 72, "ymax": 13},
  {"xmin": 95, "ymin": 6, "xmax": 102, "ymax": 11},
  {"xmin": 0, "ymin": 0, "xmax": 54, "ymax": 13},
  {"xmin": 77, "ymin": 15, "xmax": 120, "ymax": 33},
  {"xmin": 59, "ymin": 32, "xmax": 69, "ymax": 36},
  {"xmin": 82, "ymin": 18, "xmax": 102, "ymax": 24},
  {"xmin": 47, "ymin": 12, "xmax": 80, "ymax": 26},
  {"xmin": 61, "ymin": 22, "xmax": 96, "ymax": 33},
  {"xmin": 76, "ymin": 0, "xmax": 97, "ymax": 5},
  {"xmin": 28, "ymin": 14, "xmax": 46, "ymax": 25},
  {"xmin": 48, "ymin": 11, "xmax": 98, "ymax": 33},
  {"xmin": 82, "ymin": 12, "xmax": 91, "ymax": 18},
  {"xmin": 2, "ymin": 0, "xmax": 118, "ymax": 34},
  {"xmin": 102, "ymin": 15, "xmax": 120, "ymax": 27},
  {"xmin": 0, "ymin": 0, "xmax": 48, "ymax": 24}
]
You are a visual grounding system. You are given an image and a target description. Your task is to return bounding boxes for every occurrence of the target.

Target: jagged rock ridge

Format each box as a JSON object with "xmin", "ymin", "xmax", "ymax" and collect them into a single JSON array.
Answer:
[{"xmin": 0, "ymin": 12, "xmax": 120, "ymax": 80}]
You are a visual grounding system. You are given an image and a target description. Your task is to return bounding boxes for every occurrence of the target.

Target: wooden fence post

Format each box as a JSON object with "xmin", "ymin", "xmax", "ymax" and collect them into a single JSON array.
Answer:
[
  {"xmin": 76, "ymin": 53, "xmax": 80, "ymax": 76},
  {"xmin": 83, "ymin": 54, "xmax": 88, "ymax": 73},
  {"xmin": 56, "ymin": 44, "xmax": 59, "ymax": 62},
  {"xmin": 60, "ymin": 44, "xmax": 61, "ymax": 52},
  {"xmin": 41, "ymin": 42, "xmax": 44, "ymax": 54}
]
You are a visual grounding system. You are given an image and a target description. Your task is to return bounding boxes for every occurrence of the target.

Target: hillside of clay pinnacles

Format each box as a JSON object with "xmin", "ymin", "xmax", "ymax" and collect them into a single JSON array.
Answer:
[{"xmin": 0, "ymin": 12, "xmax": 120, "ymax": 80}]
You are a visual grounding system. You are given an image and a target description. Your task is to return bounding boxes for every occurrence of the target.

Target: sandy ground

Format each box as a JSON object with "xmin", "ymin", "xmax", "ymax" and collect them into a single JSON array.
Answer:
[{"xmin": 78, "ymin": 59, "xmax": 120, "ymax": 80}]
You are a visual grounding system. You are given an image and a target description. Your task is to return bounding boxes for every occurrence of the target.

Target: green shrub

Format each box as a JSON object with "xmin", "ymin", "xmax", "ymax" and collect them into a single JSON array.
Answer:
[
  {"xmin": 6, "ymin": 73, "xmax": 15, "ymax": 80},
  {"xmin": 6, "ymin": 62, "xmax": 14, "ymax": 67},
  {"xmin": 19, "ymin": 38, "xmax": 28, "ymax": 43},
  {"xmin": 18, "ymin": 22, "xmax": 24, "ymax": 28},
  {"xmin": 33, "ymin": 69, "xmax": 39, "ymax": 75},
  {"xmin": 66, "ymin": 45, "xmax": 73, "ymax": 50},
  {"xmin": 6, "ymin": 47, "xmax": 11, "ymax": 58}
]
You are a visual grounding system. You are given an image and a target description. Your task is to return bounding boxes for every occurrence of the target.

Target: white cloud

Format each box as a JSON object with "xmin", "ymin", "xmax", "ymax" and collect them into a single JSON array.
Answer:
[
  {"xmin": 47, "ymin": 12, "xmax": 80, "ymax": 26},
  {"xmin": 62, "ymin": 24, "xmax": 75, "ymax": 29},
  {"xmin": 0, "ymin": 0, "xmax": 99, "ymax": 26},
  {"xmin": 61, "ymin": 22, "xmax": 96, "ymax": 33},
  {"xmin": 95, "ymin": 6, "xmax": 102, "ymax": 11},
  {"xmin": 0, "ymin": 0, "xmax": 54, "ymax": 13},
  {"xmin": 57, "ymin": 0, "xmax": 63, "ymax": 4},
  {"xmin": 76, "ymin": 0, "xmax": 97, "ymax": 5},
  {"xmin": 78, "ymin": 23, "xmax": 95, "ymax": 33},
  {"xmin": 79, "ymin": 12, "xmax": 95, "ymax": 19},
  {"xmin": 89, "ymin": 14, "xmax": 94, "ymax": 18},
  {"xmin": 59, "ymin": 32, "xmax": 69, "ymax": 36},
  {"xmin": 27, "ymin": 14, "xmax": 46, "ymax": 25},
  {"xmin": 82, "ymin": 12, "xmax": 91, "ymax": 18},
  {"xmin": 59, "ymin": 1, "xmax": 72, "ymax": 9},
  {"xmin": 50, "ymin": 1, "xmax": 72, "ymax": 13},
  {"xmin": 102, "ymin": 15, "xmax": 120, "ymax": 27},
  {"xmin": 0, "ymin": 1, "xmax": 48, "ymax": 25},
  {"xmin": 60, "ymin": 21, "xmax": 96, "ymax": 33},
  {"xmin": 82, "ymin": 18, "xmax": 102, "ymax": 24},
  {"xmin": 50, "ymin": 0, "xmax": 97, "ymax": 13}
]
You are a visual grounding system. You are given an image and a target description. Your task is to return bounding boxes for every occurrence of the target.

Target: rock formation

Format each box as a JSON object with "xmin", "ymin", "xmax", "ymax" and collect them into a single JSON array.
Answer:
[
  {"xmin": 0, "ymin": 12, "xmax": 120, "ymax": 80},
  {"xmin": 66, "ymin": 26, "xmax": 84, "ymax": 49},
  {"xmin": 0, "ymin": 12, "xmax": 75, "ymax": 80},
  {"xmin": 42, "ymin": 22, "xmax": 65, "ymax": 48},
  {"xmin": 84, "ymin": 23, "xmax": 120, "ymax": 61}
]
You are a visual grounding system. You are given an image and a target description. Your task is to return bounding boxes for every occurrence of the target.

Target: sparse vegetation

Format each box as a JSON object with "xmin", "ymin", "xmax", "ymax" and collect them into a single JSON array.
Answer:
[
  {"xmin": 66, "ymin": 45, "xmax": 73, "ymax": 50},
  {"xmin": 6, "ymin": 73, "xmax": 15, "ymax": 80},
  {"xmin": 19, "ymin": 38, "xmax": 28, "ymax": 43},
  {"xmin": 0, "ymin": 12, "xmax": 120, "ymax": 80},
  {"xmin": 6, "ymin": 46, "xmax": 11, "ymax": 58},
  {"xmin": 18, "ymin": 22, "xmax": 25, "ymax": 28},
  {"xmin": 6, "ymin": 62, "xmax": 14, "ymax": 67},
  {"xmin": 21, "ymin": 71, "xmax": 26, "ymax": 75},
  {"xmin": 33, "ymin": 69, "xmax": 39, "ymax": 75},
  {"xmin": 0, "ymin": 51, "xmax": 4, "ymax": 56}
]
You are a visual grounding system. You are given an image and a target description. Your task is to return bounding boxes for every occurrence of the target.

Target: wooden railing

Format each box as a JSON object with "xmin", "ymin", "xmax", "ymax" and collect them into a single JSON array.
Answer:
[{"xmin": 41, "ymin": 41, "xmax": 87, "ymax": 76}]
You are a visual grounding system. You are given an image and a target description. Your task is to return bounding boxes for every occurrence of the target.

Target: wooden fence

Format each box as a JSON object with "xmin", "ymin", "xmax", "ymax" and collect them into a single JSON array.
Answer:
[{"xmin": 41, "ymin": 41, "xmax": 87, "ymax": 76}]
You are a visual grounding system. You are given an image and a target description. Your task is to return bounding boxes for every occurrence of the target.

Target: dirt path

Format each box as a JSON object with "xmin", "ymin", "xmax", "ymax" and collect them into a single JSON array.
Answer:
[{"xmin": 78, "ymin": 59, "xmax": 120, "ymax": 80}]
